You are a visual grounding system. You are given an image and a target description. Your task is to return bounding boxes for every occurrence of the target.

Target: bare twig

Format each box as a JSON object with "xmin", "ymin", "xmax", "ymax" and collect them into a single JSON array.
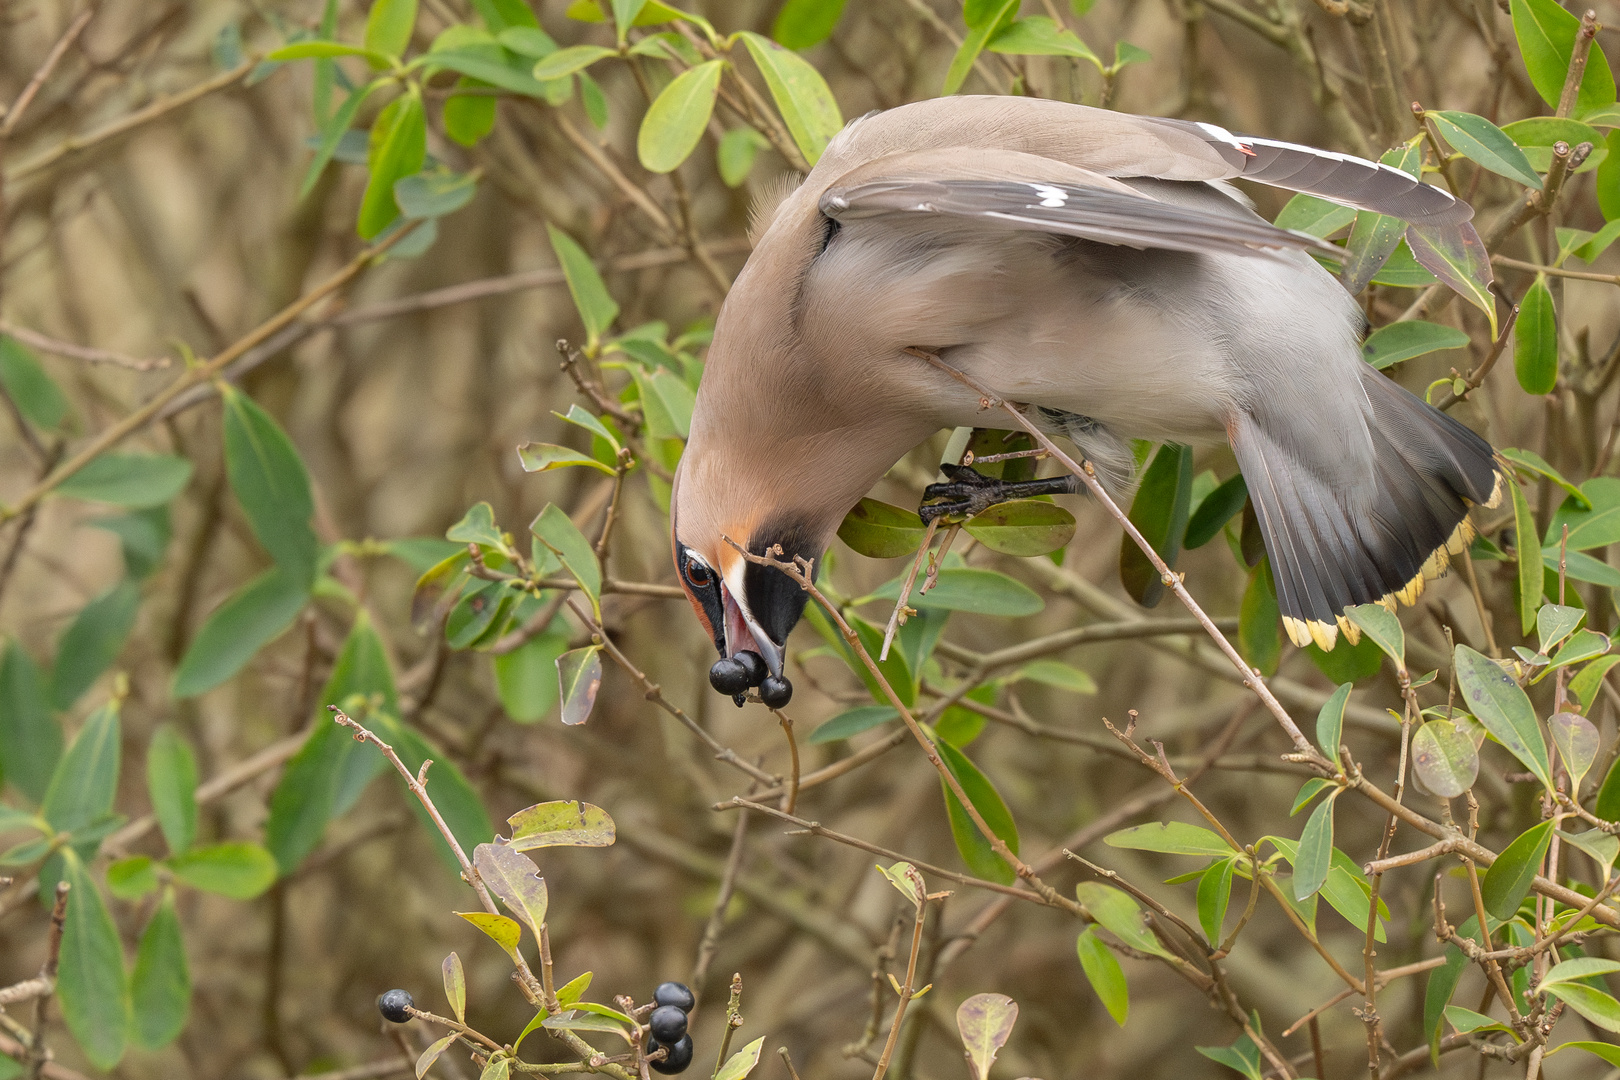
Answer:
[{"xmin": 0, "ymin": 10, "xmax": 94, "ymax": 139}]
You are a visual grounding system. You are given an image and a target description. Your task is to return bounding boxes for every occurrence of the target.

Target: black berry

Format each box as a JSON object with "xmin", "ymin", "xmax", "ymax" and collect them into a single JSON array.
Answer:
[
  {"xmin": 731, "ymin": 692, "xmax": 747, "ymax": 708},
  {"xmin": 709, "ymin": 657, "xmax": 749, "ymax": 695},
  {"xmin": 649, "ymin": 1004, "xmax": 688, "ymax": 1043},
  {"xmin": 758, "ymin": 675, "xmax": 792, "ymax": 709},
  {"xmin": 649, "ymin": 1034, "xmax": 694, "ymax": 1074},
  {"xmin": 378, "ymin": 989, "xmax": 414, "ymax": 1023},
  {"xmin": 733, "ymin": 651, "xmax": 767, "ymax": 687},
  {"xmin": 652, "ymin": 981, "xmax": 695, "ymax": 1012}
]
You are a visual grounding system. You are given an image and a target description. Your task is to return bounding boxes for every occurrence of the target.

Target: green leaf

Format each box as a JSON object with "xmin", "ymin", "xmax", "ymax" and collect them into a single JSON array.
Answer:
[
  {"xmin": 531, "ymin": 504, "xmax": 601, "ymax": 617},
  {"xmin": 222, "ymin": 386, "xmax": 318, "ymax": 583},
  {"xmin": 172, "ymin": 566, "xmax": 309, "ymax": 698},
  {"xmin": 1074, "ymin": 927, "xmax": 1127, "ymax": 1025},
  {"xmin": 987, "ymin": 16, "xmax": 1097, "ymax": 60},
  {"xmin": 1424, "ymin": 945, "xmax": 1469, "ymax": 1060},
  {"xmin": 1445, "ymin": 1005, "xmax": 1513, "ymax": 1035},
  {"xmin": 737, "ymin": 32, "xmax": 843, "ymax": 164},
  {"xmin": 1120, "ymin": 442, "xmax": 1192, "ymax": 608},
  {"xmin": 507, "ymin": 800, "xmax": 616, "ymax": 850},
  {"xmin": 1266, "ymin": 837, "xmax": 1388, "ymax": 939},
  {"xmin": 56, "ymin": 849, "xmax": 130, "ymax": 1069},
  {"xmin": 1550, "ymin": 711, "xmax": 1600, "ymax": 789},
  {"xmin": 1411, "ymin": 720, "xmax": 1479, "ymax": 798},
  {"xmin": 268, "ymin": 41, "xmax": 392, "ymax": 64},
  {"xmin": 1515, "ymin": 274, "xmax": 1558, "ymax": 396},
  {"xmin": 0, "ymin": 336, "xmax": 68, "ymax": 429},
  {"xmin": 517, "ymin": 442, "xmax": 616, "ymax": 475},
  {"xmin": 1275, "ymin": 193, "xmax": 1357, "ymax": 237},
  {"xmin": 714, "ymin": 1036, "xmax": 767, "ymax": 1080},
  {"xmin": 425, "ymin": 48, "xmax": 558, "ymax": 97},
  {"xmin": 1556, "ymin": 1042, "xmax": 1620, "ymax": 1066},
  {"xmin": 1184, "ymin": 474, "xmax": 1246, "ymax": 549},
  {"xmin": 1104, "ymin": 821, "xmax": 1233, "ymax": 857},
  {"xmin": 864, "ymin": 567, "xmax": 1042, "ymax": 617},
  {"xmin": 146, "ymin": 724, "xmax": 198, "ymax": 856},
  {"xmin": 395, "ymin": 167, "xmax": 478, "ymax": 219},
  {"xmin": 301, "ymin": 80, "xmax": 383, "ymax": 198},
  {"xmin": 497, "ymin": 25, "xmax": 557, "ymax": 56},
  {"xmin": 443, "ymin": 82, "xmax": 497, "ymax": 147},
  {"xmin": 130, "ymin": 893, "xmax": 189, "ymax": 1050},
  {"xmin": 365, "ymin": 0, "xmax": 418, "ymax": 58},
  {"xmin": 1504, "ymin": 447, "xmax": 1588, "ymax": 509},
  {"xmin": 1571, "ymin": 654, "xmax": 1620, "ymax": 711},
  {"xmin": 1238, "ymin": 557, "xmax": 1281, "ymax": 677},
  {"xmin": 0, "ymin": 642, "xmax": 60, "ymax": 802},
  {"xmin": 1010, "ymin": 659, "xmax": 1096, "ymax": 695},
  {"xmin": 1292, "ymin": 795, "xmax": 1336, "ymax": 900},
  {"xmin": 1548, "ymin": 629, "xmax": 1611, "ymax": 672},
  {"xmin": 1291, "ymin": 778, "xmax": 1334, "ymax": 815},
  {"xmin": 637, "ymin": 60, "xmax": 722, "ymax": 173},
  {"xmin": 717, "ymin": 126, "xmax": 770, "ymax": 187},
  {"xmin": 533, "ymin": 44, "xmax": 616, "ymax": 80},
  {"xmin": 809, "ymin": 704, "xmax": 897, "ymax": 744},
  {"xmin": 1075, "ymin": 881, "xmax": 1172, "ymax": 958},
  {"xmin": 169, "ymin": 842, "xmax": 277, "ymax": 899},
  {"xmin": 1405, "ymin": 224, "xmax": 1497, "ymax": 335},
  {"xmin": 1340, "ymin": 141, "xmax": 1423, "ymax": 294},
  {"xmin": 1480, "ymin": 819, "xmax": 1554, "ymax": 919},
  {"xmin": 474, "ymin": 842, "xmax": 549, "ymax": 936},
  {"xmin": 42, "ymin": 700, "xmax": 120, "ymax": 835},
  {"xmin": 55, "ymin": 453, "xmax": 193, "ymax": 508},
  {"xmin": 93, "ymin": 508, "xmax": 171, "ymax": 580},
  {"xmin": 1430, "ymin": 111, "xmax": 1543, "ymax": 189},
  {"xmin": 546, "ymin": 224, "xmax": 619, "ymax": 349},
  {"xmin": 963, "ymin": 499, "xmax": 1075, "ymax": 556},
  {"xmin": 1346, "ymin": 603, "xmax": 1405, "ymax": 672},
  {"xmin": 106, "ymin": 856, "xmax": 158, "ymax": 900},
  {"xmin": 1543, "ymin": 957, "xmax": 1620, "ymax": 990},
  {"xmin": 1197, "ymin": 1035, "xmax": 1263, "ymax": 1080},
  {"xmin": 937, "ymin": 739, "xmax": 1018, "ymax": 884},
  {"xmin": 1196, "ymin": 857, "xmax": 1236, "ymax": 944},
  {"xmin": 556, "ymin": 646, "xmax": 603, "ymax": 726},
  {"xmin": 1548, "ymin": 477, "xmax": 1620, "ymax": 550},
  {"xmin": 358, "ymin": 92, "xmax": 428, "ymax": 238},
  {"xmin": 375, "ymin": 713, "xmax": 493, "ymax": 872},
  {"xmin": 849, "ymin": 615, "xmax": 916, "ymax": 707},
  {"xmin": 1510, "ymin": 481, "xmax": 1544, "ymax": 638},
  {"xmin": 943, "ymin": 0, "xmax": 1019, "ymax": 93},
  {"xmin": 1561, "ymin": 829, "xmax": 1618, "ymax": 880},
  {"xmin": 494, "ymin": 623, "xmax": 570, "ymax": 722},
  {"xmin": 1545, "ymin": 983, "xmax": 1620, "ymax": 1031},
  {"xmin": 1361, "ymin": 320, "xmax": 1471, "ymax": 369},
  {"xmin": 458, "ymin": 910, "xmax": 524, "ymax": 962},
  {"xmin": 442, "ymin": 951, "xmax": 467, "ymax": 1024},
  {"xmin": 1315, "ymin": 682, "xmax": 1351, "ymax": 770},
  {"xmin": 838, "ymin": 498, "xmax": 927, "ymax": 558},
  {"xmin": 772, "ymin": 0, "xmax": 847, "ymax": 48},
  {"xmin": 51, "ymin": 580, "xmax": 140, "ymax": 710},
  {"xmin": 1510, "ymin": 0, "xmax": 1616, "ymax": 116},
  {"xmin": 1454, "ymin": 644, "xmax": 1552, "ymax": 789},
  {"xmin": 632, "ymin": 365, "xmax": 695, "ymax": 439},
  {"xmin": 416, "ymin": 1033, "xmax": 460, "ymax": 1079}
]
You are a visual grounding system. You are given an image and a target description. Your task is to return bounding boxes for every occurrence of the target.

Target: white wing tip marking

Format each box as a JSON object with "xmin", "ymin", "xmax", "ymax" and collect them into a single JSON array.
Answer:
[{"xmin": 1030, "ymin": 183, "xmax": 1067, "ymax": 208}]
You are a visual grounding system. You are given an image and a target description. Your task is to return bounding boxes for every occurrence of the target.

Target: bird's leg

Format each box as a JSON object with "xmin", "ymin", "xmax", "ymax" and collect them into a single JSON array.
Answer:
[{"xmin": 918, "ymin": 464, "xmax": 1082, "ymax": 523}]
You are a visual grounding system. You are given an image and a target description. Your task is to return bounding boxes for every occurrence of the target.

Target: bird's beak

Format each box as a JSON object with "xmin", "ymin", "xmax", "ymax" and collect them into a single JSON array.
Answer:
[{"xmin": 722, "ymin": 563, "xmax": 785, "ymax": 676}]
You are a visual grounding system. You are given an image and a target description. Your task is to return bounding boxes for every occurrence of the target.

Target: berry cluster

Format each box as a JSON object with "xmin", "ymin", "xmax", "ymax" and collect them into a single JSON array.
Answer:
[
  {"xmin": 646, "ymin": 981, "xmax": 696, "ymax": 1074},
  {"xmin": 708, "ymin": 651, "xmax": 793, "ymax": 708}
]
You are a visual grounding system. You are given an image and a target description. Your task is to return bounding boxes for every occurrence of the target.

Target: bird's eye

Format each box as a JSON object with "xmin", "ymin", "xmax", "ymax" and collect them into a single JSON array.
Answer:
[{"xmin": 685, "ymin": 557, "xmax": 711, "ymax": 587}]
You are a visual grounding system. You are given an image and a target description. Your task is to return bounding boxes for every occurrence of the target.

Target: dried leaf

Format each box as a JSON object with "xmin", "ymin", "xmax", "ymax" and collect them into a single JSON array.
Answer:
[{"xmin": 473, "ymin": 843, "xmax": 549, "ymax": 937}]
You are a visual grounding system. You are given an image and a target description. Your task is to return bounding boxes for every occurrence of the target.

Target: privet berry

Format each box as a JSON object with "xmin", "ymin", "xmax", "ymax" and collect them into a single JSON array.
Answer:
[
  {"xmin": 709, "ymin": 657, "xmax": 749, "ymax": 695},
  {"xmin": 377, "ymin": 989, "xmax": 414, "ymax": 1023},
  {"xmin": 733, "ymin": 650, "xmax": 767, "ymax": 687},
  {"xmin": 652, "ymin": 981, "xmax": 696, "ymax": 1012},
  {"xmin": 758, "ymin": 674, "xmax": 792, "ymax": 708},
  {"xmin": 648, "ymin": 1004, "xmax": 689, "ymax": 1044},
  {"xmin": 648, "ymin": 1034, "xmax": 695, "ymax": 1074}
]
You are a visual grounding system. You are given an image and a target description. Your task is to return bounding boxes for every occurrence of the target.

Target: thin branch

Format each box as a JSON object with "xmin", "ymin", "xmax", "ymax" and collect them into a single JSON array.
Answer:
[
  {"xmin": 0, "ymin": 322, "xmax": 169, "ymax": 370},
  {"xmin": 0, "ymin": 9, "xmax": 94, "ymax": 139}
]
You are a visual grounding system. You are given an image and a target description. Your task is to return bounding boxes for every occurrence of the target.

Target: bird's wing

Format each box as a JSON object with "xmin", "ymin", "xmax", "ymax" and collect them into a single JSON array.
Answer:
[
  {"xmin": 819, "ymin": 98, "xmax": 1471, "ymax": 227},
  {"xmin": 820, "ymin": 150, "xmax": 1335, "ymax": 260}
]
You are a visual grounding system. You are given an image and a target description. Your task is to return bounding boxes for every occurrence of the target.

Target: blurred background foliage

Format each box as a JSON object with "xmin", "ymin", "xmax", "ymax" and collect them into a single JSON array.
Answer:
[{"xmin": 7, "ymin": 0, "xmax": 1620, "ymax": 1078}]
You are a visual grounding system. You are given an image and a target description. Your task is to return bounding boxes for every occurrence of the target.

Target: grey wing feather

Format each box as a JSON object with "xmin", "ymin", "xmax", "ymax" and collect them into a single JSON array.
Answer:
[
  {"xmin": 1147, "ymin": 117, "xmax": 1472, "ymax": 227},
  {"xmin": 820, "ymin": 179, "xmax": 1338, "ymax": 259}
]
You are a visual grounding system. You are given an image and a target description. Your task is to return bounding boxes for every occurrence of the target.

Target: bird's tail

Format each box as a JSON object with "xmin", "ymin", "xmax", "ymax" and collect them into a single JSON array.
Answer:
[{"xmin": 1229, "ymin": 367, "xmax": 1504, "ymax": 651}]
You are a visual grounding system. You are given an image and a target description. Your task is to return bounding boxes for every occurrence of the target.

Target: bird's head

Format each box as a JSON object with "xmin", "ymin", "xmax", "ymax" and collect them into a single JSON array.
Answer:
[{"xmin": 670, "ymin": 454, "xmax": 823, "ymax": 708}]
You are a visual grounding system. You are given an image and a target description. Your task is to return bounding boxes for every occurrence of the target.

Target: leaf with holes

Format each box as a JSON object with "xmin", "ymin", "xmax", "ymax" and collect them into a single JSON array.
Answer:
[{"xmin": 475, "ymin": 842, "xmax": 548, "ymax": 936}]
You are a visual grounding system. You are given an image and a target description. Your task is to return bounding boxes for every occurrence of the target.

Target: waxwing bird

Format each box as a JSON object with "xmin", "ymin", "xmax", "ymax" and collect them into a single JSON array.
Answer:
[{"xmin": 671, "ymin": 96, "xmax": 1502, "ymax": 707}]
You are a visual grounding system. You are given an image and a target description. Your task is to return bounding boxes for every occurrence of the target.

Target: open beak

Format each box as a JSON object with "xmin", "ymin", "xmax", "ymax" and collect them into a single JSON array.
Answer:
[{"xmin": 722, "ymin": 566, "xmax": 784, "ymax": 676}]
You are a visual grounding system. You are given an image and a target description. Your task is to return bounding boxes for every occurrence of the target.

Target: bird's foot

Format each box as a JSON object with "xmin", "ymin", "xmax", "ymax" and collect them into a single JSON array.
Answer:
[{"xmin": 918, "ymin": 464, "xmax": 1081, "ymax": 523}]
